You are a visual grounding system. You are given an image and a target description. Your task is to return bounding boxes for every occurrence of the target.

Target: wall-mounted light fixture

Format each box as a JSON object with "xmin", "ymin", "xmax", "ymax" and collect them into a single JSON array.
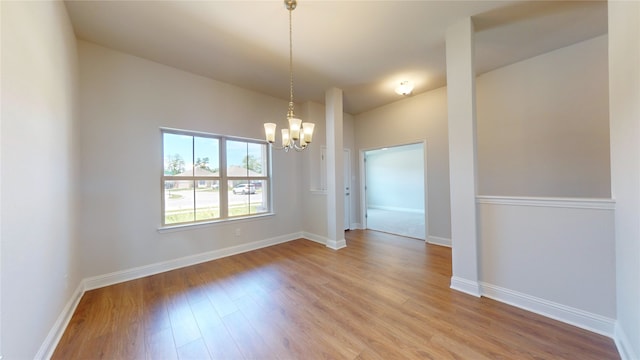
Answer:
[{"xmin": 395, "ymin": 81, "xmax": 414, "ymax": 96}]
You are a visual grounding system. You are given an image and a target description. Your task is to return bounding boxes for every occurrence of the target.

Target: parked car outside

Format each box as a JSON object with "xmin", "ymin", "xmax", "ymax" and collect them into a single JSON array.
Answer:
[{"xmin": 232, "ymin": 183, "xmax": 256, "ymax": 194}]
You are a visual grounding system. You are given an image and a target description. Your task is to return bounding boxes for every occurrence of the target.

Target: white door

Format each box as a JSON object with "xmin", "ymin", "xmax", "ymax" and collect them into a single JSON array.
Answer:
[{"xmin": 344, "ymin": 149, "xmax": 351, "ymax": 230}]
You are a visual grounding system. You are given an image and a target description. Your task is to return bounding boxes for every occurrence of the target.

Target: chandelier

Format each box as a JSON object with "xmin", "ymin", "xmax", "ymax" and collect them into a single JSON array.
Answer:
[{"xmin": 264, "ymin": 0, "xmax": 314, "ymax": 152}]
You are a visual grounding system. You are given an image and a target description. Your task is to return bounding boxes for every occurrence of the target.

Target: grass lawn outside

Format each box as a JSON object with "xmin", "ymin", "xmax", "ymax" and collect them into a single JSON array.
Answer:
[{"xmin": 164, "ymin": 204, "xmax": 263, "ymax": 225}]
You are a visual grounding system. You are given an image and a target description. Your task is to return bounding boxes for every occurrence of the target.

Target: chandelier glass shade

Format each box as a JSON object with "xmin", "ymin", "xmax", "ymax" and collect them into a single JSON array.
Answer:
[{"xmin": 264, "ymin": 0, "xmax": 314, "ymax": 152}]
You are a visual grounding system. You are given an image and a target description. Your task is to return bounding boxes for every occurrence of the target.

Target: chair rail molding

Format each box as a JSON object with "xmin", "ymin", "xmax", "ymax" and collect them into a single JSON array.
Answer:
[{"xmin": 476, "ymin": 195, "xmax": 615, "ymax": 210}]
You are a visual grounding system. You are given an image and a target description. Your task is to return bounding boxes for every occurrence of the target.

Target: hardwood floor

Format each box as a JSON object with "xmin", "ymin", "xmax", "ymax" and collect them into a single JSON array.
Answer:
[{"xmin": 53, "ymin": 230, "xmax": 619, "ymax": 359}]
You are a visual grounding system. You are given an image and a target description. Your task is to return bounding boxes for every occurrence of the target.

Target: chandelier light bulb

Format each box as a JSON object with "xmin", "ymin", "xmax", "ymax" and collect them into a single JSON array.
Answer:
[{"xmin": 263, "ymin": 0, "xmax": 314, "ymax": 152}]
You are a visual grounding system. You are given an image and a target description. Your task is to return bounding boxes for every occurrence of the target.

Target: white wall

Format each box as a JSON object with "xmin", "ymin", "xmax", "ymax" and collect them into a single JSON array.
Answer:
[
  {"xmin": 366, "ymin": 144, "xmax": 424, "ymax": 212},
  {"xmin": 78, "ymin": 41, "xmax": 302, "ymax": 278},
  {"xmin": 299, "ymin": 101, "xmax": 357, "ymax": 240},
  {"xmin": 474, "ymin": 36, "xmax": 615, "ymax": 335},
  {"xmin": 343, "ymin": 111, "xmax": 358, "ymax": 229},
  {"xmin": 300, "ymin": 102, "xmax": 328, "ymax": 239},
  {"xmin": 608, "ymin": 1, "xmax": 640, "ymax": 359},
  {"xmin": 1, "ymin": 2, "xmax": 80, "ymax": 358},
  {"xmin": 476, "ymin": 36, "xmax": 610, "ymax": 198},
  {"xmin": 478, "ymin": 197, "xmax": 616, "ymax": 335},
  {"xmin": 355, "ymin": 87, "xmax": 451, "ymax": 240}
]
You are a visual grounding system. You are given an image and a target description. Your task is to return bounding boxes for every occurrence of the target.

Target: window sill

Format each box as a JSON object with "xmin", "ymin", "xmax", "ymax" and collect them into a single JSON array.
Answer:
[{"xmin": 157, "ymin": 212, "xmax": 275, "ymax": 233}]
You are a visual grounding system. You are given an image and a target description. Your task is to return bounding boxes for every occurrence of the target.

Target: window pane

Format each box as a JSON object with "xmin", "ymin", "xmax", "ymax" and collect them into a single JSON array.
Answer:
[
  {"xmin": 226, "ymin": 140, "xmax": 248, "ymax": 176},
  {"xmin": 164, "ymin": 180, "xmax": 194, "ymax": 224},
  {"xmin": 194, "ymin": 137, "xmax": 219, "ymax": 176},
  {"xmin": 251, "ymin": 180, "xmax": 269, "ymax": 214},
  {"xmin": 226, "ymin": 140, "xmax": 266, "ymax": 177},
  {"xmin": 228, "ymin": 180, "xmax": 251, "ymax": 216},
  {"xmin": 195, "ymin": 180, "xmax": 220, "ymax": 221},
  {"xmin": 164, "ymin": 133, "xmax": 193, "ymax": 176},
  {"xmin": 162, "ymin": 130, "xmax": 270, "ymax": 227},
  {"xmin": 228, "ymin": 180, "xmax": 268, "ymax": 217},
  {"xmin": 247, "ymin": 142, "xmax": 267, "ymax": 177}
]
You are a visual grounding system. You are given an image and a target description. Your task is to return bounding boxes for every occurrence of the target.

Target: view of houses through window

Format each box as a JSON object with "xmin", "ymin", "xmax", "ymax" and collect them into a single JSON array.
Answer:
[{"xmin": 162, "ymin": 129, "xmax": 270, "ymax": 226}]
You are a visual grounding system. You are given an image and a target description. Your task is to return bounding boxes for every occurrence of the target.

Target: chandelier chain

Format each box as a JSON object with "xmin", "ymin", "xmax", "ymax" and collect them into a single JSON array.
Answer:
[
  {"xmin": 288, "ymin": 5, "xmax": 295, "ymax": 117},
  {"xmin": 263, "ymin": 0, "xmax": 314, "ymax": 152}
]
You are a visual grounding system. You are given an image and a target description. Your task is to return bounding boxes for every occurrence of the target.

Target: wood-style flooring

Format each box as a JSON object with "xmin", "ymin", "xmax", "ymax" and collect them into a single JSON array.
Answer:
[{"xmin": 53, "ymin": 230, "xmax": 620, "ymax": 359}]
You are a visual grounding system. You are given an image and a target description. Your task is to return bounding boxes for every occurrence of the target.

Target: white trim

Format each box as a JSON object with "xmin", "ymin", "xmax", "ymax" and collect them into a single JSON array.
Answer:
[
  {"xmin": 480, "ymin": 282, "xmax": 616, "ymax": 338},
  {"xmin": 615, "ymin": 322, "xmax": 638, "ymax": 360},
  {"xmin": 157, "ymin": 212, "xmax": 275, "ymax": 233},
  {"xmin": 450, "ymin": 276, "xmax": 481, "ymax": 297},
  {"xmin": 301, "ymin": 232, "xmax": 329, "ymax": 246},
  {"xmin": 309, "ymin": 189, "xmax": 327, "ymax": 195},
  {"xmin": 476, "ymin": 195, "xmax": 615, "ymax": 210},
  {"xmin": 35, "ymin": 283, "xmax": 85, "ymax": 360},
  {"xmin": 327, "ymin": 239, "xmax": 347, "ymax": 250},
  {"xmin": 350, "ymin": 222, "xmax": 362, "ymax": 230},
  {"xmin": 84, "ymin": 232, "xmax": 301, "ymax": 290},
  {"xmin": 427, "ymin": 235, "xmax": 451, "ymax": 247},
  {"xmin": 301, "ymin": 231, "xmax": 347, "ymax": 250}
]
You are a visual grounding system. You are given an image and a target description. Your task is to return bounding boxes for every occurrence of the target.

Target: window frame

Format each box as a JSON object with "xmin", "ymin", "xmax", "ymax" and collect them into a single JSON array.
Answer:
[{"xmin": 160, "ymin": 128, "xmax": 272, "ymax": 228}]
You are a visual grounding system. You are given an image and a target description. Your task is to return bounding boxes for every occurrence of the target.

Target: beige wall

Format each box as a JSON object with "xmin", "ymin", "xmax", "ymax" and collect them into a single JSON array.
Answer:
[
  {"xmin": 1, "ymin": 2, "xmax": 80, "ymax": 358},
  {"xmin": 299, "ymin": 101, "xmax": 357, "ymax": 239},
  {"xmin": 355, "ymin": 87, "xmax": 452, "ymax": 240},
  {"xmin": 609, "ymin": 1, "xmax": 640, "ymax": 358},
  {"xmin": 476, "ymin": 35, "xmax": 610, "ymax": 197},
  {"xmin": 78, "ymin": 41, "xmax": 303, "ymax": 278},
  {"xmin": 354, "ymin": 36, "xmax": 610, "ymax": 240}
]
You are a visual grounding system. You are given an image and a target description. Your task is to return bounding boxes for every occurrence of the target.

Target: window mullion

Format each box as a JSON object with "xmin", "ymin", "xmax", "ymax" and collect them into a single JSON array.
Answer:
[
  {"xmin": 192, "ymin": 136, "xmax": 196, "ymax": 222},
  {"xmin": 220, "ymin": 137, "xmax": 228, "ymax": 219}
]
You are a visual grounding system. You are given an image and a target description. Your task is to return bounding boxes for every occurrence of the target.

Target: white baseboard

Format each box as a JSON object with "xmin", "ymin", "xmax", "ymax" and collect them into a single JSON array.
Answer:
[
  {"xmin": 302, "ymin": 232, "xmax": 347, "ymax": 250},
  {"xmin": 480, "ymin": 282, "xmax": 616, "ymax": 338},
  {"xmin": 350, "ymin": 222, "xmax": 362, "ymax": 230},
  {"xmin": 35, "ymin": 283, "xmax": 85, "ymax": 360},
  {"xmin": 84, "ymin": 232, "xmax": 302, "ymax": 290},
  {"xmin": 615, "ymin": 322, "xmax": 638, "ymax": 360},
  {"xmin": 327, "ymin": 239, "xmax": 347, "ymax": 250},
  {"xmin": 450, "ymin": 276, "xmax": 481, "ymax": 297},
  {"xmin": 427, "ymin": 235, "xmax": 451, "ymax": 247},
  {"xmin": 302, "ymin": 232, "xmax": 329, "ymax": 246}
]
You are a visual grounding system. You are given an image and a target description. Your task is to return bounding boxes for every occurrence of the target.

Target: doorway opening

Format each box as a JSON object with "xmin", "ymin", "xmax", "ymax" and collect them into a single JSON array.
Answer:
[{"xmin": 362, "ymin": 142, "xmax": 426, "ymax": 240}]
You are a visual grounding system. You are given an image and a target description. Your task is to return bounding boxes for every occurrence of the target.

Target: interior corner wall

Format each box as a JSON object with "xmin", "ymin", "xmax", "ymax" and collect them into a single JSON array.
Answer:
[
  {"xmin": 354, "ymin": 87, "xmax": 451, "ymax": 240},
  {"xmin": 299, "ymin": 101, "xmax": 357, "ymax": 239},
  {"xmin": 77, "ymin": 40, "xmax": 302, "ymax": 279},
  {"xmin": 300, "ymin": 101, "xmax": 329, "ymax": 238},
  {"xmin": 475, "ymin": 35, "xmax": 616, "ymax": 335},
  {"xmin": 476, "ymin": 35, "xmax": 610, "ymax": 198},
  {"xmin": 1, "ymin": 2, "xmax": 80, "ymax": 358},
  {"xmin": 609, "ymin": 1, "xmax": 640, "ymax": 358}
]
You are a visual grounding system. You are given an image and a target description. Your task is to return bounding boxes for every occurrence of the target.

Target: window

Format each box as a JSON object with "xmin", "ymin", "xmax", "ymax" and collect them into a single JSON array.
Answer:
[{"xmin": 162, "ymin": 129, "xmax": 270, "ymax": 227}]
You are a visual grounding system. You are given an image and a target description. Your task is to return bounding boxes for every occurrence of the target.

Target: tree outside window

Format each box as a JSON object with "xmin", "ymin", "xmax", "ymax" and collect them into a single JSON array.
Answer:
[{"xmin": 161, "ymin": 130, "xmax": 270, "ymax": 226}]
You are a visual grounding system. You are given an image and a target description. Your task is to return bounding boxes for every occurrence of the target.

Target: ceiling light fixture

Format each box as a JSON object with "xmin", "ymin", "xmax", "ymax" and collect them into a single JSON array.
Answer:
[
  {"xmin": 395, "ymin": 81, "xmax": 414, "ymax": 96},
  {"xmin": 264, "ymin": 0, "xmax": 314, "ymax": 152}
]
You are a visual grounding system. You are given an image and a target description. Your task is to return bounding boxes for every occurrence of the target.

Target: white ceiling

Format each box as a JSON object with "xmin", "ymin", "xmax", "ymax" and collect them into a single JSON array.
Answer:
[{"xmin": 64, "ymin": 0, "xmax": 607, "ymax": 115}]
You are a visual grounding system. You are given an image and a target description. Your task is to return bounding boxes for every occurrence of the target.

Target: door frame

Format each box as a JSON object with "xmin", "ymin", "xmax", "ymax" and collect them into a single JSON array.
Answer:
[
  {"xmin": 344, "ymin": 148, "xmax": 351, "ymax": 230},
  {"xmin": 359, "ymin": 140, "xmax": 428, "ymax": 239}
]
